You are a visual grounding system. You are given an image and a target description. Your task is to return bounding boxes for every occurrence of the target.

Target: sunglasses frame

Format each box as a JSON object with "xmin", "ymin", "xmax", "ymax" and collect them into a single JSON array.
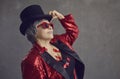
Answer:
[{"xmin": 36, "ymin": 22, "xmax": 54, "ymax": 29}]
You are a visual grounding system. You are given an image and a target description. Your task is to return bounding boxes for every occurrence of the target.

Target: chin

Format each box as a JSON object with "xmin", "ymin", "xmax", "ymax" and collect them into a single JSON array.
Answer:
[
  {"xmin": 45, "ymin": 36, "xmax": 54, "ymax": 40},
  {"xmin": 49, "ymin": 36, "xmax": 54, "ymax": 39},
  {"xmin": 49, "ymin": 35, "xmax": 54, "ymax": 39}
]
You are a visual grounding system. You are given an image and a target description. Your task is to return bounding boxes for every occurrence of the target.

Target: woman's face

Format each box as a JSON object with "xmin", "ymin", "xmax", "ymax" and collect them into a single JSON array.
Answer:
[{"xmin": 35, "ymin": 19, "xmax": 54, "ymax": 40}]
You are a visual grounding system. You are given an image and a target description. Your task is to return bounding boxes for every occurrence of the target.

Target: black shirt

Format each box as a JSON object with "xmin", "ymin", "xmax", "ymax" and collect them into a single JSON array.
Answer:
[{"xmin": 59, "ymin": 52, "xmax": 75, "ymax": 79}]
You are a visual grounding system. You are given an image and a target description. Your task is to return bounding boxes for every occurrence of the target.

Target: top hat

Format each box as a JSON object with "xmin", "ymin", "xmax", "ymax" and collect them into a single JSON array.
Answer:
[{"xmin": 19, "ymin": 5, "xmax": 52, "ymax": 35}]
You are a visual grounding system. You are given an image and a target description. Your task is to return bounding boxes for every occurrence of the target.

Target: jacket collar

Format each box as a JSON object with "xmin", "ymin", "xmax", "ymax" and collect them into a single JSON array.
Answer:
[
  {"xmin": 32, "ymin": 40, "xmax": 84, "ymax": 79},
  {"xmin": 32, "ymin": 39, "xmax": 57, "ymax": 53},
  {"xmin": 32, "ymin": 42, "xmax": 47, "ymax": 54},
  {"xmin": 32, "ymin": 41, "xmax": 70, "ymax": 79}
]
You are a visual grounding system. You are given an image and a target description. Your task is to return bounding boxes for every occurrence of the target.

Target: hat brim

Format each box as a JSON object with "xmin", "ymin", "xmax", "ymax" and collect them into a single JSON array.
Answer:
[{"xmin": 20, "ymin": 14, "xmax": 52, "ymax": 35}]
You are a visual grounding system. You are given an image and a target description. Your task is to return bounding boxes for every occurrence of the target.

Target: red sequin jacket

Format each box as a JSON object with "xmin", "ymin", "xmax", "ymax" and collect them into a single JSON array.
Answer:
[{"xmin": 21, "ymin": 14, "xmax": 84, "ymax": 79}]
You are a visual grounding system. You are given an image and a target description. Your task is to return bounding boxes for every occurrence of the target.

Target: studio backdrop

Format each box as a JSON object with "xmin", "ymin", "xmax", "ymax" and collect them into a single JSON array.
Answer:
[{"xmin": 0, "ymin": 0, "xmax": 120, "ymax": 79}]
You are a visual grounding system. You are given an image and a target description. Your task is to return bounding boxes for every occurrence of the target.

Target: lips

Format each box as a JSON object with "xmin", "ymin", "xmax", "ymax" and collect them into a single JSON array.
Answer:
[{"xmin": 47, "ymin": 31, "xmax": 53, "ymax": 34}]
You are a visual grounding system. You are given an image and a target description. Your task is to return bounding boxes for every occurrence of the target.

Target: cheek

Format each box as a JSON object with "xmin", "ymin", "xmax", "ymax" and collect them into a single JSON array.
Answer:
[{"xmin": 36, "ymin": 29, "xmax": 47, "ymax": 38}]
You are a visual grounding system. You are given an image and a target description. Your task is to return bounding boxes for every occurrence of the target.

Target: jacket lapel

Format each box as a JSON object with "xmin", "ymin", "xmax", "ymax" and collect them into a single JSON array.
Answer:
[
  {"xmin": 52, "ymin": 40, "xmax": 81, "ymax": 62},
  {"xmin": 52, "ymin": 40, "xmax": 85, "ymax": 79},
  {"xmin": 37, "ymin": 40, "xmax": 85, "ymax": 79},
  {"xmin": 40, "ymin": 51, "xmax": 70, "ymax": 79}
]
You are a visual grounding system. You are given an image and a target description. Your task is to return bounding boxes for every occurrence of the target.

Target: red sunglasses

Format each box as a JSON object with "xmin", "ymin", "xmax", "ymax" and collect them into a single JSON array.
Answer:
[{"xmin": 36, "ymin": 22, "xmax": 54, "ymax": 29}]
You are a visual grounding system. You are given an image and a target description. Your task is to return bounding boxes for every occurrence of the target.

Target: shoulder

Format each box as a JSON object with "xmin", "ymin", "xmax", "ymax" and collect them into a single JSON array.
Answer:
[
  {"xmin": 51, "ymin": 35, "xmax": 74, "ymax": 50},
  {"xmin": 21, "ymin": 48, "xmax": 43, "ymax": 66}
]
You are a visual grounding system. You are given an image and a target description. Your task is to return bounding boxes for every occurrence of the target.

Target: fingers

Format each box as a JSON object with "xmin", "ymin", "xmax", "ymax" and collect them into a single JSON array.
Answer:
[
  {"xmin": 49, "ymin": 11, "xmax": 53, "ymax": 16},
  {"xmin": 49, "ymin": 10, "xmax": 58, "ymax": 18},
  {"xmin": 49, "ymin": 10, "xmax": 57, "ymax": 21},
  {"xmin": 49, "ymin": 10, "xmax": 57, "ymax": 16},
  {"xmin": 49, "ymin": 10, "xmax": 64, "ymax": 20}
]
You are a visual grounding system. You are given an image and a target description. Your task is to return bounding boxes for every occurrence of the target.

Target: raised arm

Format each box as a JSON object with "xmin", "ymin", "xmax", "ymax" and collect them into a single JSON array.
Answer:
[{"xmin": 49, "ymin": 10, "xmax": 79, "ymax": 47}]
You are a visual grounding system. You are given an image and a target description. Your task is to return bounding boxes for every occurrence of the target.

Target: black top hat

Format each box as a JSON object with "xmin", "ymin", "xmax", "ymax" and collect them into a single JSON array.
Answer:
[{"xmin": 19, "ymin": 5, "xmax": 52, "ymax": 35}]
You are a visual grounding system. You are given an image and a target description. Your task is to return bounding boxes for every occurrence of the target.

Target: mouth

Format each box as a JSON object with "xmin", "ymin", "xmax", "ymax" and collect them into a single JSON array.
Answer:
[{"xmin": 47, "ymin": 31, "xmax": 53, "ymax": 34}]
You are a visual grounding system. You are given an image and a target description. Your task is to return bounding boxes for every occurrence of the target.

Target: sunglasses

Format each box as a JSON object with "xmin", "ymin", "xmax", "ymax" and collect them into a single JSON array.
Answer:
[{"xmin": 36, "ymin": 22, "xmax": 54, "ymax": 29}]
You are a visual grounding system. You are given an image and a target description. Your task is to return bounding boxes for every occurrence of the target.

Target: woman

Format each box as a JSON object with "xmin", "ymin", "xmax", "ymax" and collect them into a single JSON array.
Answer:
[{"xmin": 19, "ymin": 5, "xmax": 85, "ymax": 79}]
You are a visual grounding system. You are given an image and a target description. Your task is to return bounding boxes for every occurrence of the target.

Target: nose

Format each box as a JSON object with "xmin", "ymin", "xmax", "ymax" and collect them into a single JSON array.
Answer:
[{"xmin": 48, "ymin": 25, "xmax": 53, "ymax": 30}]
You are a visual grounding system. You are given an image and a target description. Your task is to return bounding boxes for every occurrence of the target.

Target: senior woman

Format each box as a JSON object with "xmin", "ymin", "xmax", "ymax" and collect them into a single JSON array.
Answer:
[{"xmin": 19, "ymin": 5, "xmax": 85, "ymax": 79}]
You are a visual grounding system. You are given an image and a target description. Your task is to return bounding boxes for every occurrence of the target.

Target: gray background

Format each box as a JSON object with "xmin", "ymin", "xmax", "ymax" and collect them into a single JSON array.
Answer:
[{"xmin": 0, "ymin": 0, "xmax": 120, "ymax": 79}]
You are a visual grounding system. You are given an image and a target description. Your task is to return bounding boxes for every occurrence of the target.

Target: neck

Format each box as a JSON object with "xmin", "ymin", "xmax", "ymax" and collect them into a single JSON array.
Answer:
[{"xmin": 36, "ymin": 39, "xmax": 51, "ymax": 48}]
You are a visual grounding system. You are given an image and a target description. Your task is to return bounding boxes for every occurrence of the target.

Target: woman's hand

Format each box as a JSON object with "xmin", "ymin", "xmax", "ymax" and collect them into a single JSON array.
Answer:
[{"xmin": 49, "ymin": 10, "xmax": 65, "ymax": 20}]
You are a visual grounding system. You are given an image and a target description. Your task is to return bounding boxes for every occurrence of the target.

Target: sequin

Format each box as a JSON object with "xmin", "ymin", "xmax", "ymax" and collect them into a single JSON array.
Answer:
[{"xmin": 21, "ymin": 14, "xmax": 79, "ymax": 79}]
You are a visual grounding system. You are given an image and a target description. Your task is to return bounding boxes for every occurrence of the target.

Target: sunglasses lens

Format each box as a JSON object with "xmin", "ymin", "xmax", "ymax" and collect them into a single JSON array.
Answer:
[
  {"xmin": 43, "ymin": 23, "xmax": 49, "ymax": 28},
  {"xmin": 37, "ymin": 22, "xmax": 54, "ymax": 29}
]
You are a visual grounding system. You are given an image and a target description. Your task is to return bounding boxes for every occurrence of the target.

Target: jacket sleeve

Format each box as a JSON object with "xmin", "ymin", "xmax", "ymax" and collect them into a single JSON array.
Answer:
[
  {"xmin": 21, "ymin": 58, "xmax": 48, "ymax": 79},
  {"xmin": 54, "ymin": 14, "xmax": 79, "ymax": 46}
]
